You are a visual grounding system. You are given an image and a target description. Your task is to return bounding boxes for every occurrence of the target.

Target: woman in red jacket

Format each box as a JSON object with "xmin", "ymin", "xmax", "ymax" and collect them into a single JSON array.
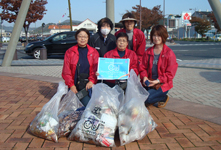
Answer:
[
  {"xmin": 115, "ymin": 12, "xmax": 146, "ymax": 64},
  {"xmin": 98, "ymin": 32, "xmax": 138, "ymax": 88},
  {"xmin": 139, "ymin": 25, "xmax": 178, "ymax": 108},
  {"xmin": 62, "ymin": 28, "xmax": 99, "ymax": 106}
]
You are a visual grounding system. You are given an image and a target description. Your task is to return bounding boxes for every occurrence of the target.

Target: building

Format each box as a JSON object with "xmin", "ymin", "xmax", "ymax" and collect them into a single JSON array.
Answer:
[
  {"xmin": 192, "ymin": 10, "xmax": 212, "ymax": 22},
  {"xmin": 48, "ymin": 19, "xmax": 98, "ymax": 35},
  {"xmin": 166, "ymin": 10, "xmax": 215, "ymax": 39},
  {"xmin": 1, "ymin": 29, "xmax": 12, "ymax": 37}
]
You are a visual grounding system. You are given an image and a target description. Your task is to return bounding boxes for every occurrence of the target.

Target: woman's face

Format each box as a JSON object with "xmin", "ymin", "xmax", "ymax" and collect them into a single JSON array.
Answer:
[
  {"xmin": 124, "ymin": 20, "xmax": 135, "ymax": 31},
  {"xmin": 101, "ymin": 23, "xmax": 111, "ymax": 31},
  {"xmin": 116, "ymin": 37, "xmax": 128, "ymax": 51},
  {"xmin": 77, "ymin": 31, "xmax": 88, "ymax": 47},
  {"xmin": 152, "ymin": 32, "xmax": 162, "ymax": 45}
]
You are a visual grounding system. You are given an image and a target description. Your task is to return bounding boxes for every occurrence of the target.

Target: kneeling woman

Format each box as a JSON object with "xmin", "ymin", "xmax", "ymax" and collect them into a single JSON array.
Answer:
[
  {"xmin": 62, "ymin": 28, "xmax": 99, "ymax": 106},
  {"xmin": 102, "ymin": 32, "xmax": 139, "ymax": 88},
  {"xmin": 139, "ymin": 25, "xmax": 178, "ymax": 108}
]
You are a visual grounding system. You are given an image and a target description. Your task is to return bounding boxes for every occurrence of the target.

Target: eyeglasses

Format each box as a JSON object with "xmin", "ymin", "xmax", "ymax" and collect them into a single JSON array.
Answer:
[
  {"xmin": 117, "ymin": 39, "xmax": 127, "ymax": 43},
  {"xmin": 77, "ymin": 36, "xmax": 88, "ymax": 39}
]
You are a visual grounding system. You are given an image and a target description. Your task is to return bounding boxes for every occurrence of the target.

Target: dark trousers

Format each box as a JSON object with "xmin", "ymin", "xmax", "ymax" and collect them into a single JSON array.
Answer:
[{"xmin": 145, "ymin": 87, "xmax": 168, "ymax": 105}]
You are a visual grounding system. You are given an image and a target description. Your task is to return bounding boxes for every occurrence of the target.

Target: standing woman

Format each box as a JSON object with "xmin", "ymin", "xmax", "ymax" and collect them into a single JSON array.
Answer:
[
  {"xmin": 139, "ymin": 25, "xmax": 178, "ymax": 108},
  {"xmin": 115, "ymin": 12, "xmax": 146, "ymax": 63},
  {"xmin": 89, "ymin": 17, "xmax": 116, "ymax": 57},
  {"xmin": 62, "ymin": 28, "xmax": 99, "ymax": 106}
]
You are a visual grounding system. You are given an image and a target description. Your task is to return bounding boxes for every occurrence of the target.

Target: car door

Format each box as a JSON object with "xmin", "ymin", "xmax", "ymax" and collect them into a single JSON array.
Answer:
[
  {"xmin": 61, "ymin": 32, "xmax": 77, "ymax": 54},
  {"xmin": 48, "ymin": 33, "xmax": 69, "ymax": 54}
]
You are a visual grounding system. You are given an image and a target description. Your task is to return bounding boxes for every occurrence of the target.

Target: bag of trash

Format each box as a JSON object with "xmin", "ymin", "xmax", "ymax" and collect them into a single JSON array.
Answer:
[
  {"xmin": 29, "ymin": 81, "xmax": 68, "ymax": 142},
  {"xmin": 118, "ymin": 70, "xmax": 157, "ymax": 145},
  {"xmin": 57, "ymin": 90, "xmax": 85, "ymax": 138},
  {"xmin": 68, "ymin": 83, "xmax": 121, "ymax": 147}
]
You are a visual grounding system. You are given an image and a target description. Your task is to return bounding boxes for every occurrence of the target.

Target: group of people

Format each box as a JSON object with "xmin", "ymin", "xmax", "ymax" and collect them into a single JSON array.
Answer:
[{"xmin": 62, "ymin": 12, "xmax": 178, "ymax": 108}]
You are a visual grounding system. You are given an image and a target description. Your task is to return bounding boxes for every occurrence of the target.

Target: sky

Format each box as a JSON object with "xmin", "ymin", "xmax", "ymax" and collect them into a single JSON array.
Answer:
[{"xmin": 1, "ymin": 0, "xmax": 214, "ymax": 28}]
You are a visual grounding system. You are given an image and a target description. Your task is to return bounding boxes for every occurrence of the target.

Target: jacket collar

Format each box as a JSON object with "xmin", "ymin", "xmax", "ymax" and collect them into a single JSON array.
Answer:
[
  {"xmin": 71, "ymin": 44, "xmax": 94, "ymax": 55},
  {"xmin": 111, "ymin": 47, "xmax": 129, "ymax": 57},
  {"xmin": 121, "ymin": 28, "xmax": 139, "ymax": 34},
  {"xmin": 147, "ymin": 44, "xmax": 169, "ymax": 56}
]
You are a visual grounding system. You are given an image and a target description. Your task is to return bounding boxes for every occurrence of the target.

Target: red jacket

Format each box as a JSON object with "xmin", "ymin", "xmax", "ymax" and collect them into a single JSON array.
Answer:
[
  {"xmin": 139, "ymin": 44, "xmax": 178, "ymax": 92},
  {"xmin": 115, "ymin": 28, "xmax": 146, "ymax": 63},
  {"xmin": 104, "ymin": 47, "xmax": 139, "ymax": 75},
  {"xmin": 62, "ymin": 44, "xmax": 99, "ymax": 88}
]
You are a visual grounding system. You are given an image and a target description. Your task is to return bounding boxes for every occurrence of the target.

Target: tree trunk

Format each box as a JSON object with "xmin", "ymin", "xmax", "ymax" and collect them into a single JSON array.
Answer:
[{"xmin": 24, "ymin": 23, "xmax": 30, "ymax": 46}]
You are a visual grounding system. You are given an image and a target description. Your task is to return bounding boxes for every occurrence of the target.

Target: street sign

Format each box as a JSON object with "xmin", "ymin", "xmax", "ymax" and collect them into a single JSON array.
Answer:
[
  {"xmin": 182, "ymin": 12, "xmax": 192, "ymax": 26},
  {"xmin": 183, "ymin": 13, "xmax": 191, "ymax": 20}
]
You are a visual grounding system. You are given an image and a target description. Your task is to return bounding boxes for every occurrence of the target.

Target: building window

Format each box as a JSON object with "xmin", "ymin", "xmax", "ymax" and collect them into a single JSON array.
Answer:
[
  {"xmin": 87, "ymin": 23, "xmax": 92, "ymax": 26},
  {"xmin": 169, "ymin": 19, "xmax": 175, "ymax": 28}
]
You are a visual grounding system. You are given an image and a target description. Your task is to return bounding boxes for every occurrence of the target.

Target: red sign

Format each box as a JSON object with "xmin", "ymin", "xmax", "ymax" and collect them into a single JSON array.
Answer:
[{"xmin": 183, "ymin": 13, "xmax": 190, "ymax": 20}]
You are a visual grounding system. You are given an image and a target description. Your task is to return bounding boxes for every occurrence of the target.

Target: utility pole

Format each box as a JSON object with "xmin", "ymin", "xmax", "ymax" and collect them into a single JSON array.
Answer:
[
  {"xmin": 163, "ymin": 0, "xmax": 165, "ymax": 26},
  {"xmin": 140, "ymin": 0, "xmax": 142, "ymax": 30},
  {"xmin": 68, "ymin": 0, "xmax": 73, "ymax": 31},
  {"xmin": 0, "ymin": 18, "xmax": 2, "ymax": 47},
  {"xmin": 106, "ymin": 0, "xmax": 115, "ymax": 34},
  {"xmin": 2, "ymin": 0, "xmax": 32, "ymax": 67},
  {"xmin": 208, "ymin": 0, "xmax": 221, "ymax": 29}
]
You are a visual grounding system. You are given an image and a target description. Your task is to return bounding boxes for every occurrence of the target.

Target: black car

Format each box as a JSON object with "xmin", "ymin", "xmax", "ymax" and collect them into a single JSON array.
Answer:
[{"xmin": 24, "ymin": 31, "xmax": 77, "ymax": 59}]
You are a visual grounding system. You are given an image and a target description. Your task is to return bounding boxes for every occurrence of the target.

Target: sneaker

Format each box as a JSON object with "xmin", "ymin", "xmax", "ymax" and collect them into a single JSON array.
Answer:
[{"xmin": 158, "ymin": 95, "xmax": 169, "ymax": 108}]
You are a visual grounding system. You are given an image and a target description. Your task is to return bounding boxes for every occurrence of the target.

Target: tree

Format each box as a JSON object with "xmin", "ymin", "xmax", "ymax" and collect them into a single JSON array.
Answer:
[
  {"xmin": 208, "ymin": 12, "xmax": 221, "ymax": 33},
  {"xmin": 127, "ymin": 5, "xmax": 163, "ymax": 32},
  {"xmin": 0, "ymin": 0, "xmax": 47, "ymax": 43},
  {"xmin": 189, "ymin": 16, "xmax": 211, "ymax": 37}
]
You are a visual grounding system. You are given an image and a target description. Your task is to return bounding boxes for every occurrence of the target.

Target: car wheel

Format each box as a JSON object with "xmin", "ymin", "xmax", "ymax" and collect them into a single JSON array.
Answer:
[{"xmin": 33, "ymin": 48, "xmax": 40, "ymax": 59}]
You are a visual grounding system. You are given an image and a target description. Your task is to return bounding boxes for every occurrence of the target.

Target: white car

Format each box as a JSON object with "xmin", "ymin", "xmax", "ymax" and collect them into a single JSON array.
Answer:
[
  {"xmin": 214, "ymin": 34, "xmax": 221, "ymax": 41},
  {"xmin": 2, "ymin": 37, "xmax": 10, "ymax": 42}
]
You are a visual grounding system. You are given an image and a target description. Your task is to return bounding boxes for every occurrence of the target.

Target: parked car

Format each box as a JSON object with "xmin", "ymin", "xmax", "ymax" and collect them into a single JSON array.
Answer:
[
  {"xmin": 19, "ymin": 36, "xmax": 27, "ymax": 42},
  {"xmin": 2, "ymin": 37, "xmax": 10, "ymax": 42},
  {"xmin": 24, "ymin": 31, "xmax": 78, "ymax": 59},
  {"xmin": 214, "ymin": 34, "xmax": 221, "ymax": 41}
]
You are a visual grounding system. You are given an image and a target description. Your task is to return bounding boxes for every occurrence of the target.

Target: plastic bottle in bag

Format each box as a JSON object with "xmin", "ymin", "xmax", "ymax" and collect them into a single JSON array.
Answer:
[
  {"xmin": 118, "ymin": 70, "xmax": 157, "ymax": 145},
  {"xmin": 68, "ymin": 83, "xmax": 122, "ymax": 147},
  {"xmin": 29, "ymin": 81, "xmax": 68, "ymax": 142}
]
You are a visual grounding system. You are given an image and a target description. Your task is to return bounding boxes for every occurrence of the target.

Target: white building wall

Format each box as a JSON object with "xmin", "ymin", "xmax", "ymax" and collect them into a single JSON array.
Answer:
[
  {"xmin": 72, "ymin": 19, "xmax": 97, "ymax": 32},
  {"xmin": 50, "ymin": 29, "xmax": 70, "ymax": 35}
]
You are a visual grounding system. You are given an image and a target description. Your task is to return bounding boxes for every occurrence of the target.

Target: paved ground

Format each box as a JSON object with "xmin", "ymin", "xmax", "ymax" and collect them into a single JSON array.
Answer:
[
  {"xmin": 0, "ymin": 75, "xmax": 221, "ymax": 150},
  {"xmin": 0, "ymin": 42, "xmax": 221, "ymax": 149}
]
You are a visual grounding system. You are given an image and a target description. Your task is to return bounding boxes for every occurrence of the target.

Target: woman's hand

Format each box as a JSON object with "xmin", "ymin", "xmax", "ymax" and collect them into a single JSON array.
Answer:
[
  {"xmin": 149, "ymin": 80, "xmax": 159, "ymax": 87},
  {"xmin": 143, "ymin": 76, "xmax": 148, "ymax": 86},
  {"xmin": 95, "ymin": 72, "xmax": 99, "ymax": 76},
  {"xmin": 86, "ymin": 81, "xmax": 94, "ymax": 90},
  {"xmin": 70, "ymin": 85, "xmax": 78, "ymax": 94}
]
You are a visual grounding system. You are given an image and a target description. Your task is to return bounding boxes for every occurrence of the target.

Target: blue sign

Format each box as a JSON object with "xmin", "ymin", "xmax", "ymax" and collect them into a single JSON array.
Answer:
[{"xmin": 97, "ymin": 58, "xmax": 130, "ymax": 80}]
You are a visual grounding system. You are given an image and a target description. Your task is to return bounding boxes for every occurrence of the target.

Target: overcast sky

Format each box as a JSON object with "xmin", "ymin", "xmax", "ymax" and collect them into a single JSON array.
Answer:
[{"xmin": 1, "ymin": 0, "xmax": 214, "ymax": 28}]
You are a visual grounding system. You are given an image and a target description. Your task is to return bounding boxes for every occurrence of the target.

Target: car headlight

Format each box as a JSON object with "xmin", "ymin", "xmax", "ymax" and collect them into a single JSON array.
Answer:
[{"xmin": 26, "ymin": 44, "xmax": 34, "ymax": 48}]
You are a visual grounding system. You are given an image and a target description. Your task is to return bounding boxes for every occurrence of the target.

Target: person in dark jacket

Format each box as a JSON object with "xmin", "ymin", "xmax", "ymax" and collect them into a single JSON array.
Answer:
[
  {"xmin": 62, "ymin": 28, "xmax": 99, "ymax": 106},
  {"xmin": 139, "ymin": 25, "xmax": 178, "ymax": 108},
  {"xmin": 115, "ymin": 13, "xmax": 146, "ymax": 63},
  {"xmin": 89, "ymin": 17, "xmax": 116, "ymax": 57}
]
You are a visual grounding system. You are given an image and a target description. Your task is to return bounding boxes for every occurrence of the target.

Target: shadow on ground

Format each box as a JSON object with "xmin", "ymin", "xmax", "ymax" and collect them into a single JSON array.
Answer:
[{"xmin": 200, "ymin": 71, "xmax": 221, "ymax": 83}]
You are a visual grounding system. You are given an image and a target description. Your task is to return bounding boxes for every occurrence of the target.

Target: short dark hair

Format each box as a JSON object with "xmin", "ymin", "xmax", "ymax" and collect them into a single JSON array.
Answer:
[
  {"xmin": 97, "ymin": 17, "xmax": 113, "ymax": 31},
  {"xmin": 116, "ymin": 32, "xmax": 128, "ymax": 41},
  {"xmin": 121, "ymin": 12, "xmax": 137, "ymax": 29},
  {"xmin": 75, "ymin": 28, "xmax": 90, "ymax": 41},
  {"xmin": 150, "ymin": 25, "xmax": 168, "ymax": 44}
]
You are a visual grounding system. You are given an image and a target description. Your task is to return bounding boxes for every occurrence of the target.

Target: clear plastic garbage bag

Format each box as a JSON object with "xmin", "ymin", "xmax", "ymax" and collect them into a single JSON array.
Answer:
[
  {"xmin": 68, "ymin": 83, "xmax": 121, "ymax": 147},
  {"xmin": 57, "ymin": 90, "xmax": 84, "ymax": 138},
  {"xmin": 118, "ymin": 69, "xmax": 157, "ymax": 145},
  {"xmin": 29, "ymin": 81, "xmax": 68, "ymax": 142}
]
